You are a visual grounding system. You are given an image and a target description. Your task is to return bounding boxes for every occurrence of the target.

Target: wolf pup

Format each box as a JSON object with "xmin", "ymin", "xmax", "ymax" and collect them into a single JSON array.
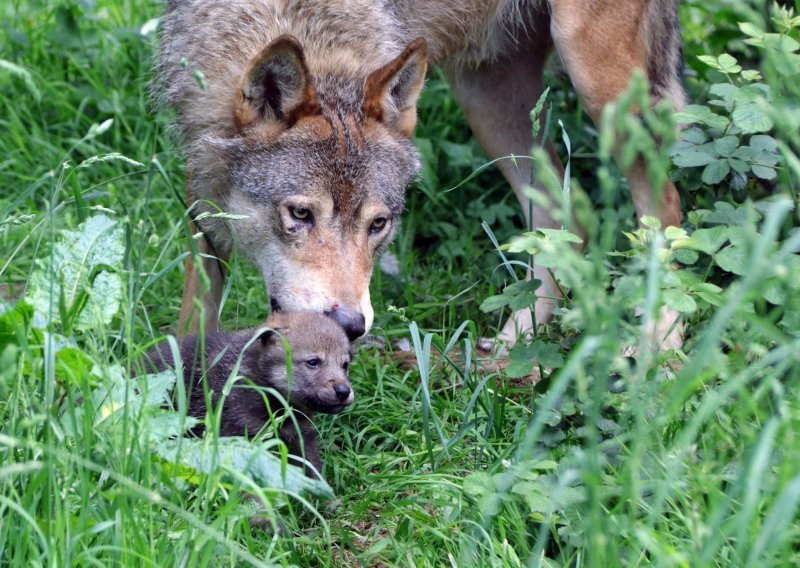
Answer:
[
  {"xmin": 157, "ymin": 0, "xmax": 685, "ymax": 348},
  {"xmin": 145, "ymin": 311, "xmax": 354, "ymax": 478}
]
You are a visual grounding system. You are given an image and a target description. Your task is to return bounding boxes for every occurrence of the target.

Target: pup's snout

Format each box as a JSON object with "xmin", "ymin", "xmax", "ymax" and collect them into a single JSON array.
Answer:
[
  {"xmin": 333, "ymin": 383, "xmax": 351, "ymax": 401},
  {"xmin": 326, "ymin": 305, "xmax": 366, "ymax": 340}
]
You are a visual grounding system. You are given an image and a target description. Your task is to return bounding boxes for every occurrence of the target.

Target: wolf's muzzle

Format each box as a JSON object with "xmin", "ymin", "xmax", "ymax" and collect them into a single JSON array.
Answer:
[{"xmin": 326, "ymin": 306, "xmax": 366, "ymax": 341}]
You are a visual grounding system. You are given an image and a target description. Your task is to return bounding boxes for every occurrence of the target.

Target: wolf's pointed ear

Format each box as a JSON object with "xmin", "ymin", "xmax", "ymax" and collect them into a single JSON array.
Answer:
[
  {"xmin": 235, "ymin": 35, "xmax": 319, "ymax": 131},
  {"xmin": 363, "ymin": 38, "xmax": 428, "ymax": 137}
]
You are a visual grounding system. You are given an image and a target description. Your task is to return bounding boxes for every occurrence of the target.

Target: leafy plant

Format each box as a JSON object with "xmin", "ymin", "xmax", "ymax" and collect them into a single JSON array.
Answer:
[{"xmin": 26, "ymin": 213, "xmax": 125, "ymax": 334}]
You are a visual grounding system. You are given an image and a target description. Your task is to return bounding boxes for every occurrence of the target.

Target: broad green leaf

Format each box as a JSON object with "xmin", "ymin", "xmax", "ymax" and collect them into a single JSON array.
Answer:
[
  {"xmin": 762, "ymin": 281, "xmax": 786, "ymax": 305},
  {"xmin": 731, "ymin": 146, "xmax": 755, "ymax": 160},
  {"xmin": 55, "ymin": 346, "xmax": 93, "ymax": 387},
  {"xmin": 664, "ymin": 226, "xmax": 689, "ymax": 241},
  {"xmin": 749, "ymin": 33, "xmax": 800, "ymax": 54},
  {"xmin": 663, "ymin": 288, "xmax": 697, "ymax": 313},
  {"xmin": 702, "ymin": 159, "xmax": 731, "ymax": 184},
  {"xmin": 706, "ymin": 201, "xmax": 760, "ymax": 226},
  {"xmin": 535, "ymin": 228, "xmax": 583, "ymax": 243},
  {"xmin": 536, "ymin": 342, "xmax": 564, "ymax": 369},
  {"xmin": 596, "ymin": 418, "xmax": 621, "ymax": 433},
  {"xmin": 503, "ymin": 280, "xmax": 541, "ymax": 296},
  {"xmin": 148, "ymin": 412, "xmax": 200, "ymax": 444},
  {"xmin": 716, "ymin": 53, "xmax": 742, "ymax": 74},
  {"xmin": 738, "ymin": 22, "xmax": 763, "ymax": 40},
  {"xmin": 506, "ymin": 347, "xmax": 536, "ymax": 378},
  {"xmin": 751, "ymin": 165, "xmax": 777, "ymax": 180},
  {"xmin": 672, "ymin": 149, "xmax": 717, "ymax": 167},
  {"xmin": 512, "ymin": 484, "xmax": 556, "ymax": 514},
  {"xmin": 676, "ymin": 226, "xmax": 729, "ymax": 254},
  {"xmin": 756, "ymin": 151, "xmax": 779, "ymax": 166},
  {"xmin": 463, "ymin": 472, "xmax": 495, "ymax": 496},
  {"xmin": 732, "ymin": 102, "xmax": 773, "ymax": 134},
  {"xmin": 480, "ymin": 294, "xmax": 509, "ymax": 313},
  {"xmin": 729, "ymin": 158, "xmax": 749, "ymax": 173},
  {"xmin": 741, "ymin": 69, "xmax": 762, "ymax": 82},
  {"xmin": 709, "ymin": 83, "xmax": 738, "ymax": 104},
  {"xmin": 675, "ymin": 105, "xmax": 730, "ymax": 130},
  {"xmin": 715, "ymin": 245, "xmax": 747, "ymax": 275},
  {"xmin": 697, "ymin": 55, "xmax": 720, "ymax": 69},
  {"xmin": 680, "ymin": 127, "xmax": 707, "ymax": 144},
  {"xmin": 154, "ymin": 437, "xmax": 334, "ymax": 499},
  {"xmin": 507, "ymin": 340, "xmax": 563, "ymax": 378},
  {"xmin": 734, "ymin": 83, "xmax": 772, "ymax": 103},
  {"xmin": 674, "ymin": 249, "xmax": 699, "ymax": 265},
  {"xmin": 61, "ymin": 364, "xmax": 139, "ymax": 436},
  {"xmin": 749, "ymin": 135, "xmax": 777, "ymax": 153},
  {"xmin": 26, "ymin": 214, "xmax": 125, "ymax": 331},
  {"xmin": 692, "ymin": 282, "xmax": 724, "ymax": 294},
  {"xmin": 714, "ymin": 136, "xmax": 739, "ymax": 157},
  {"xmin": 139, "ymin": 369, "xmax": 178, "ymax": 408}
]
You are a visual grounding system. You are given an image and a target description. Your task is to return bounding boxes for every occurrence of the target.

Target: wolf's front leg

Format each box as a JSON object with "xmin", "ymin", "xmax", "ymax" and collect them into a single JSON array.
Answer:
[{"xmin": 178, "ymin": 219, "xmax": 228, "ymax": 337}]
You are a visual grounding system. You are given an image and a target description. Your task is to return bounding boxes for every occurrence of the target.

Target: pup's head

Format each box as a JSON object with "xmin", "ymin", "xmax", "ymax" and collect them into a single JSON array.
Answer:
[
  {"xmin": 208, "ymin": 36, "xmax": 427, "ymax": 341},
  {"xmin": 254, "ymin": 311, "xmax": 354, "ymax": 414}
]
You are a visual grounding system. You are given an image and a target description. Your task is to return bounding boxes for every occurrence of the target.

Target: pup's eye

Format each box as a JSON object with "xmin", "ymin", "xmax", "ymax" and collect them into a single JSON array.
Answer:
[
  {"xmin": 305, "ymin": 358, "xmax": 321, "ymax": 369},
  {"xmin": 369, "ymin": 217, "xmax": 387, "ymax": 234},
  {"xmin": 290, "ymin": 206, "xmax": 312, "ymax": 222},
  {"xmin": 342, "ymin": 361, "xmax": 349, "ymax": 371}
]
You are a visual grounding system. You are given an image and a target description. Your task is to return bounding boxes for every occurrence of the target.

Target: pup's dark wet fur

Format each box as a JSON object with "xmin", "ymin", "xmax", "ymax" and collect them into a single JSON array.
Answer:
[{"xmin": 144, "ymin": 311, "xmax": 353, "ymax": 478}]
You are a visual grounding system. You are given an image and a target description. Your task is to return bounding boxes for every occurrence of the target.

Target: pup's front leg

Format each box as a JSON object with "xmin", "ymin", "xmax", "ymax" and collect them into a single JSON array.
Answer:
[{"xmin": 280, "ymin": 417, "xmax": 323, "ymax": 479}]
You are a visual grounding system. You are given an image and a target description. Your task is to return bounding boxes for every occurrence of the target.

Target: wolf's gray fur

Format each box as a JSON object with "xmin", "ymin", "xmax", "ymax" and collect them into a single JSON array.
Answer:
[{"xmin": 156, "ymin": 0, "xmax": 686, "ymax": 345}]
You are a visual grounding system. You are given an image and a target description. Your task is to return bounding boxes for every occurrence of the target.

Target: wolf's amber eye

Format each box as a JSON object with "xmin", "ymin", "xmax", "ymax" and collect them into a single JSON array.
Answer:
[
  {"xmin": 369, "ymin": 217, "xmax": 387, "ymax": 234},
  {"xmin": 290, "ymin": 206, "xmax": 311, "ymax": 222},
  {"xmin": 305, "ymin": 358, "xmax": 320, "ymax": 369}
]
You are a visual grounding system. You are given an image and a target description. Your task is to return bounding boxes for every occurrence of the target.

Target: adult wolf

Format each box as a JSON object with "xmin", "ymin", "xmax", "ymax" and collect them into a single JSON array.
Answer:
[{"xmin": 157, "ymin": 0, "xmax": 685, "ymax": 344}]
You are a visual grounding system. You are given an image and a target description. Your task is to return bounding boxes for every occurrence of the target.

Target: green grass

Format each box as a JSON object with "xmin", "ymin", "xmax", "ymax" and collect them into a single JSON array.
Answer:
[{"xmin": 2, "ymin": 0, "xmax": 800, "ymax": 566}]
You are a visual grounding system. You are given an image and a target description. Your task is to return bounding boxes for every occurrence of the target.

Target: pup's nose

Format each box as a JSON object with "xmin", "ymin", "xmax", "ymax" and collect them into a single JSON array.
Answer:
[
  {"xmin": 326, "ymin": 306, "xmax": 366, "ymax": 341},
  {"xmin": 333, "ymin": 383, "xmax": 351, "ymax": 401}
]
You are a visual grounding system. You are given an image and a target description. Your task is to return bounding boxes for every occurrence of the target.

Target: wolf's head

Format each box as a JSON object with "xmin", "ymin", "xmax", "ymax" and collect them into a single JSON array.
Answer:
[{"xmin": 199, "ymin": 36, "xmax": 427, "ymax": 340}]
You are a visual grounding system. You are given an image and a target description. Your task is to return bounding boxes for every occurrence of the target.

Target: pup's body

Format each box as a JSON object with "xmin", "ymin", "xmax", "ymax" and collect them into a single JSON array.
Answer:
[
  {"xmin": 145, "ymin": 311, "xmax": 353, "ymax": 477},
  {"xmin": 158, "ymin": 0, "xmax": 685, "ymax": 346}
]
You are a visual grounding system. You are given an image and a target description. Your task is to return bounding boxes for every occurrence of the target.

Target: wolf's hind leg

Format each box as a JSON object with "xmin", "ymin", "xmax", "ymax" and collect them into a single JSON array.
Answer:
[
  {"xmin": 548, "ymin": 0, "xmax": 684, "ymax": 228},
  {"xmin": 445, "ymin": 22, "xmax": 565, "ymax": 346},
  {"xmin": 549, "ymin": 0, "xmax": 685, "ymax": 350}
]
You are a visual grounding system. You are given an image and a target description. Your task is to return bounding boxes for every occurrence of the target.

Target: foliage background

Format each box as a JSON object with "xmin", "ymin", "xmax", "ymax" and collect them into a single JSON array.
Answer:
[{"xmin": 1, "ymin": 0, "xmax": 799, "ymax": 566}]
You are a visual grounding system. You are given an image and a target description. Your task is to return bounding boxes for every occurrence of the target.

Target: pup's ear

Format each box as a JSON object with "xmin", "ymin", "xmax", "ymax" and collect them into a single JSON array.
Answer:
[
  {"xmin": 258, "ymin": 327, "xmax": 281, "ymax": 346},
  {"xmin": 363, "ymin": 38, "xmax": 427, "ymax": 137},
  {"xmin": 235, "ymin": 35, "xmax": 319, "ymax": 131}
]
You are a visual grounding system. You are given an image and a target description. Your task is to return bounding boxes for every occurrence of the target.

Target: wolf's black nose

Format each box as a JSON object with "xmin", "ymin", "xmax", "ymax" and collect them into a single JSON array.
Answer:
[
  {"xmin": 334, "ymin": 383, "xmax": 351, "ymax": 401},
  {"xmin": 326, "ymin": 307, "xmax": 366, "ymax": 341}
]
